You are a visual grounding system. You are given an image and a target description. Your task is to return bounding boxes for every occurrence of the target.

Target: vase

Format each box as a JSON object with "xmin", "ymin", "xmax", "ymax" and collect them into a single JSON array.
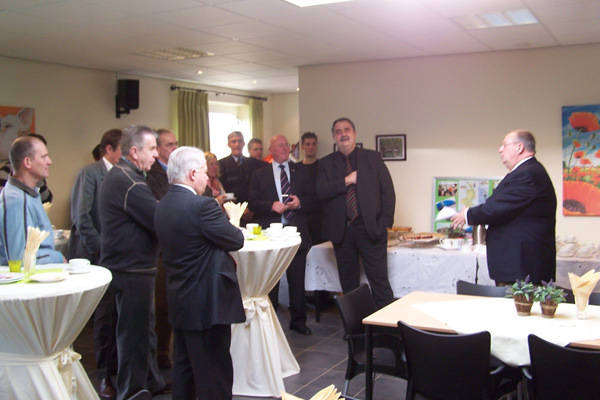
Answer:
[
  {"xmin": 513, "ymin": 295, "xmax": 533, "ymax": 316},
  {"xmin": 540, "ymin": 301, "xmax": 558, "ymax": 318}
]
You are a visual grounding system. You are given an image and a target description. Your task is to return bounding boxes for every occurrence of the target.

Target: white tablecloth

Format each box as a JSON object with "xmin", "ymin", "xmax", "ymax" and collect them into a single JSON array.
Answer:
[
  {"xmin": 306, "ymin": 241, "xmax": 493, "ymax": 297},
  {"xmin": 230, "ymin": 236, "xmax": 301, "ymax": 397},
  {"xmin": 0, "ymin": 264, "xmax": 111, "ymax": 399},
  {"xmin": 414, "ymin": 297, "xmax": 600, "ymax": 366}
]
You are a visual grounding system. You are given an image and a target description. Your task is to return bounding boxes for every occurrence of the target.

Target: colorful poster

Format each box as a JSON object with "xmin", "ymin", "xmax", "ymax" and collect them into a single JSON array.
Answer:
[
  {"xmin": 562, "ymin": 105, "xmax": 600, "ymax": 216},
  {"xmin": 0, "ymin": 106, "xmax": 36, "ymax": 160},
  {"xmin": 432, "ymin": 177, "xmax": 501, "ymax": 231}
]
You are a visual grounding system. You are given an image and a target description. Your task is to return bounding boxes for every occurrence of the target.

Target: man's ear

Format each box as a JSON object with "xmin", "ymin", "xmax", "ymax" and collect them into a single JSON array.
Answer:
[
  {"xmin": 22, "ymin": 157, "xmax": 32, "ymax": 170},
  {"xmin": 129, "ymin": 146, "xmax": 138, "ymax": 161}
]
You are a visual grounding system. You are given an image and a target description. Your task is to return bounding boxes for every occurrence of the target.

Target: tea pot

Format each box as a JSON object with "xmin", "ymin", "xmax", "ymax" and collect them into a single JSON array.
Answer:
[{"xmin": 473, "ymin": 225, "xmax": 486, "ymax": 245}]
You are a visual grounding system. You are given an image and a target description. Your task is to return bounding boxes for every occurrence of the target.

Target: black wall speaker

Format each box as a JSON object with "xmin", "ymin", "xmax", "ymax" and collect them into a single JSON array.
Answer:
[{"xmin": 116, "ymin": 79, "xmax": 139, "ymax": 118}]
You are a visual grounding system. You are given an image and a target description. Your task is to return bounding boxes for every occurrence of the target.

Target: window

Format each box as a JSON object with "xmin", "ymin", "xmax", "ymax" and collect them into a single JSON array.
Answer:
[{"xmin": 208, "ymin": 101, "xmax": 250, "ymax": 159}]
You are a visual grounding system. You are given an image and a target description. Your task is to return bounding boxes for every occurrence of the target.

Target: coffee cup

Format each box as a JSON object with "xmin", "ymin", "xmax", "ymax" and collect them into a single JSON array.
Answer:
[
  {"xmin": 69, "ymin": 258, "xmax": 90, "ymax": 272},
  {"xmin": 283, "ymin": 226, "xmax": 297, "ymax": 235},
  {"xmin": 440, "ymin": 238, "xmax": 462, "ymax": 250},
  {"xmin": 270, "ymin": 223, "xmax": 283, "ymax": 231}
]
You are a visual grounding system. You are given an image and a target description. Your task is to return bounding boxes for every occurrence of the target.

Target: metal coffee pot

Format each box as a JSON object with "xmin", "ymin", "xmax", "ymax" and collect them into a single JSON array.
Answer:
[{"xmin": 473, "ymin": 225, "xmax": 486, "ymax": 245}]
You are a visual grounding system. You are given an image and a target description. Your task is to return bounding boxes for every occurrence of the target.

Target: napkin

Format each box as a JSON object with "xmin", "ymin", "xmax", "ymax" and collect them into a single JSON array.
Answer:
[
  {"xmin": 223, "ymin": 201, "xmax": 248, "ymax": 227},
  {"xmin": 42, "ymin": 202, "xmax": 52, "ymax": 214},
  {"xmin": 568, "ymin": 270, "xmax": 600, "ymax": 312},
  {"xmin": 435, "ymin": 206, "xmax": 458, "ymax": 221},
  {"xmin": 23, "ymin": 226, "xmax": 50, "ymax": 273},
  {"xmin": 282, "ymin": 384, "xmax": 341, "ymax": 400}
]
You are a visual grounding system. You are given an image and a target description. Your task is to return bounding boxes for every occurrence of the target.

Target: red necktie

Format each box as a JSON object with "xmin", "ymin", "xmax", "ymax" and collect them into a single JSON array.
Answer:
[{"xmin": 345, "ymin": 157, "xmax": 358, "ymax": 222}]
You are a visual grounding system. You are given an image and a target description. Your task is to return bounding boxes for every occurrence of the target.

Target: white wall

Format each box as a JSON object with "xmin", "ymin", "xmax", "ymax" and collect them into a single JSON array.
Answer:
[
  {"xmin": 0, "ymin": 56, "xmax": 278, "ymax": 229},
  {"xmin": 299, "ymin": 43, "xmax": 600, "ymax": 242}
]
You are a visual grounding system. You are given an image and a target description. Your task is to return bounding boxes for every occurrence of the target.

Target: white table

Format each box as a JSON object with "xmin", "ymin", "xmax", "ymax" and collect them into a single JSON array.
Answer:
[
  {"xmin": 306, "ymin": 241, "xmax": 493, "ymax": 297},
  {"xmin": 0, "ymin": 264, "xmax": 111, "ymax": 400},
  {"xmin": 230, "ymin": 236, "xmax": 301, "ymax": 397}
]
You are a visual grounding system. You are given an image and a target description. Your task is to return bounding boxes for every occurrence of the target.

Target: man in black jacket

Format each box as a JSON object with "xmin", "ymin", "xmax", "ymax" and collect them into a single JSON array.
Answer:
[
  {"xmin": 99, "ymin": 125, "xmax": 168, "ymax": 400},
  {"xmin": 317, "ymin": 118, "xmax": 396, "ymax": 308},
  {"xmin": 155, "ymin": 146, "xmax": 245, "ymax": 400}
]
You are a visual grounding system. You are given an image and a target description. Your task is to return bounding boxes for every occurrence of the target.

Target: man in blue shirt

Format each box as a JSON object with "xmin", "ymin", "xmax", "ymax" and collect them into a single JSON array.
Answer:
[{"xmin": 0, "ymin": 135, "xmax": 64, "ymax": 265}]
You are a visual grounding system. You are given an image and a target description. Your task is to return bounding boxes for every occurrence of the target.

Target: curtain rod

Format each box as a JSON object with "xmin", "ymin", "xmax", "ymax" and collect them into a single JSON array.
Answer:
[{"xmin": 170, "ymin": 84, "xmax": 267, "ymax": 102}]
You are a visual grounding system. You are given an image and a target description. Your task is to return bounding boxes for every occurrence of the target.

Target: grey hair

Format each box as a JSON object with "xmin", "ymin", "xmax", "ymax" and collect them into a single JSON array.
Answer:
[
  {"xmin": 227, "ymin": 131, "xmax": 244, "ymax": 142},
  {"xmin": 510, "ymin": 129, "xmax": 536, "ymax": 153},
  {"xmin": 10, "ymin": 136, "xmax": 41, "ymax": 171},
  {"xmin": 121, "ymin": 124, "xmax": 157, "ymax": 156},
  {"xmin": 167, "ymin": 146, "xmax": 205, "ymax": 184}
]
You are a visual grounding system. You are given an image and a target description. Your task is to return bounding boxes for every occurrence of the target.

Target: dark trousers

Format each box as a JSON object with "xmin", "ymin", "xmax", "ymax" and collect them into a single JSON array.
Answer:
[
  {"xmin": 154, "ymin": 255, "xmax": 172, "ymax": 360},
  {"xmin": 111, "ymin": 272, "xmax": 165, "ymax": 400},
  {"xmin": 93, "ymin": 289, "xmax": 117, "ymax": 380},
  {"xmin": 269, "ymin": 247, "xmax": 308, "ymax": 327},
  {"xmin": 332, "ymin": 222, "xmax": 394, "ymax": 309},
  {"xmin": 172, "ymin": 325, "xmax": 233, "ymax": 400}
]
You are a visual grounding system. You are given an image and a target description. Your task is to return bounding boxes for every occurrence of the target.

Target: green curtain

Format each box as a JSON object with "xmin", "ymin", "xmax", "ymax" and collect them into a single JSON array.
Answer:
[
  {"xmin": 249, "ymin": 98, "xmax": 264, "ymax": 142},
  {"xmin": 177, "ymin": 90, "xmax": 210, "ymax": 151}
]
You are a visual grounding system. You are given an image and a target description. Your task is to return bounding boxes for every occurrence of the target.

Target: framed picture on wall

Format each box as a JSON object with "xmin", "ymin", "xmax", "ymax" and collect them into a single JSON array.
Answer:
[
  {"xmin": 333, "ymin": 142, "xmax": 362, "ymax": 152},
  {"xmin": 376, "ymin": 134, "xmax": 406, "ymax": 161}
]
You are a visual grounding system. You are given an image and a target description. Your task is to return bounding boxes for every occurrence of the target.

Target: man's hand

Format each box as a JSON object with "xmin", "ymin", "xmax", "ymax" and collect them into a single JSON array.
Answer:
[
  {"xmin": 286, "ymin": 195, "xmax": 301, "ymax": 210},
  {"xmin": 345, "ymin": 171, "xmax": 357, "ymax": 186},
  {"xmin": 271, "ymin": 201, "xmax": 287, "ymax": 214},
  {"xmin": 450, "ymin": 209, "xmax": 467, "ymax": 230}
]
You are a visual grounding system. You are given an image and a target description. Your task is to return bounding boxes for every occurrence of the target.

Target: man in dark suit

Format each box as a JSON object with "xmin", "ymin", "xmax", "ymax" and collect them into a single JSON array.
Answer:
[
  {"xmin": 249, "ymin": 135, "xmax": 314, "ymax": 335},
  {"xmin": 154, "ymin": 146, "xmax": 245, "ymax": 400},
  {"xmin": 145, "ymin": 128, "xmax": 178, "ymax": 370},
  {"xmin": 451, "ymin": 130, "xmax": 557, "ymax": 285},
  {"xmin": 219, "ymin": 131, "xmax": 263, "ymax": 224},
  {"xmin": 316, "ymin": 118, "xmax": 396, "ymax": 309},
  {"xmin": 68, "ymin": 128, "xmax": 121, "ymax": 399}
]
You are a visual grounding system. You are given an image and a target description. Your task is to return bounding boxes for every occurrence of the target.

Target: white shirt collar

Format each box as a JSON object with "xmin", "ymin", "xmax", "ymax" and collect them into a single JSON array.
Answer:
[
  {"xmin": 174, "ymin": 183, "xmax": 196, "ymax": 194},
  {"xmin": 102, "ymin": 156, "xmax": 114, "ymax": 171},
  {"xmin": 511, "ymin": 156, "xmax": 533, "ymax": 172}
]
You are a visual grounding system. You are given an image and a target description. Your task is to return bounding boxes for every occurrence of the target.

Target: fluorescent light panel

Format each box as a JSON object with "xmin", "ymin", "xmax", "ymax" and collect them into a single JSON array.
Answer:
[
  {"xmin": 454, "ymin": 9, "xmax": 538, "ymax": 30},
  {"xmin": 283, "ymin": 0, "xmax": 352, "ymax": 7}
]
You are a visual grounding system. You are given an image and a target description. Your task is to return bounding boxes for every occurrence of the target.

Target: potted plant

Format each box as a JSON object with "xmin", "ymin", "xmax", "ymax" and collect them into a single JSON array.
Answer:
[
  {"xmin": 534, "ymin": 280, "xmax": 568, "ymax": 318},
  {"xmin": 506, "ymin": 276, "xmax": 536, "ymax": 316}
]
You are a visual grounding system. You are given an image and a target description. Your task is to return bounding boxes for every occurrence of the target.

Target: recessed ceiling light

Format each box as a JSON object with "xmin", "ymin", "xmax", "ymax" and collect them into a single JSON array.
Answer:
[
  {"xmin": 454, "ymin": 9, "xmax": 538, "ymax": 30},
  {"xmin": 197, "ymin": 70, "xmax": 203, "ymax": 75},
  {"xmin": 253, "ymin": 80, "xmax": 258, "ymax": 84},
  {"xmin": 284, "ymin": 0, "xmax": 352, "ymax": 7}
]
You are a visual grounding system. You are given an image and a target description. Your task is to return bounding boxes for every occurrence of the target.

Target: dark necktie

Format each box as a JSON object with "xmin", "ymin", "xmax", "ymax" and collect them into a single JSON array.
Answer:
[
  {"xmin": 236, "ymin": 157, "xmax": 241, "ymax": 167},
  {"xmin": 279, "ymin": 165, "xmax": 294, "ymax": 220},
  {"xmin": 345, "ymin": 157, "xmax": 358, "ymax": 222}
]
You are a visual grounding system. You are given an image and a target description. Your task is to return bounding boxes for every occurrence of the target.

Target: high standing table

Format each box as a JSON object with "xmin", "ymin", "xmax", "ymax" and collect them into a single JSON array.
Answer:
[
  {"xmin": 0, "ymin": 265, "xmax": 111, "ymax": 400},
  {"xmin": 362, "ymin": 291, "xmax": 600, "ymax": 400},
  {"xmin": 230, "ymin": 236, "xmax": 301, "ymax": 397}
]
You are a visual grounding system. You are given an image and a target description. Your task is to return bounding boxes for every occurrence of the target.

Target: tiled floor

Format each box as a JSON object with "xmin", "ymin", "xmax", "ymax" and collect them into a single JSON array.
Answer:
[{"xmin": 73, "ymin": 296, "xmax": 407, "ymax": 400}]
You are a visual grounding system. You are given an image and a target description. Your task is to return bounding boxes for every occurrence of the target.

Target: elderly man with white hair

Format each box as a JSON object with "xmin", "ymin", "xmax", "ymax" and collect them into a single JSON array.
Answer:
[{"xmin": 154, "ymin": 146, "xmax": 245, "ymax": 400}]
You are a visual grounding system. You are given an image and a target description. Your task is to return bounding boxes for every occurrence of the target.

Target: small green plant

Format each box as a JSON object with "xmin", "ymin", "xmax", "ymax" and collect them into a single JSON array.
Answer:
[
  {"xmin": 506, "ymin": 275, "xmax": 536, "ymax": 301},
  {"xmin": 534, "ymin": 280, "xmax": 568, "ymax": 305}
]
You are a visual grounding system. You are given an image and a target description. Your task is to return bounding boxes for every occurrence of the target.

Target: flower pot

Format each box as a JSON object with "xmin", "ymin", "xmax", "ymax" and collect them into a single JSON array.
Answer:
[
  {"xmin": 540, "ymin": 301, "xmax": 558, "ymax": 318},
  {"xmin": 513, "ymin": 295, "xmax": 534, "ymax": 316}
]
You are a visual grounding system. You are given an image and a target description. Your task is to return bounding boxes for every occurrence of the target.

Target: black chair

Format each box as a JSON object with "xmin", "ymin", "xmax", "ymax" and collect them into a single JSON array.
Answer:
[
  {"xmin": 456, "ymin": 279, "xmax": 508, "ymax": 298},
  {"xmin": 559, "ymin": 287, "xmax": 600, "ymax": 305},
  {"xmin": 334, "ymin": 284, "xmax": 407, "ymax": 397},
  {"xmin": 397, "ymin": 321, "xmax": 518, "ymax": 400},
  {"xmin": 525, "ymin": 334, "xmax": 600, "ymax": 399}
]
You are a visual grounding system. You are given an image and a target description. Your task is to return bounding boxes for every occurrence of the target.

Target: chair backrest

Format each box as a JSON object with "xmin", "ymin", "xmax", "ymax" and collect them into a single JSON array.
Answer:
[
  {"xmin": 528, "ymin": 334, "xmax": 600, "ymax": 400},
  {"xmin": 558, "ymin": 287, "xmax": 600, "ymax": 305},
  {"xmin": 456, "ymin": 280, "xmax": 508, "ymax": 298},
  {"xmin": 335, "ymin": 284, "xmax": 377, "ymax": 336},
  {"xmin": 398, "ymin": 321, "xmax": 492, "ymax": 400}
]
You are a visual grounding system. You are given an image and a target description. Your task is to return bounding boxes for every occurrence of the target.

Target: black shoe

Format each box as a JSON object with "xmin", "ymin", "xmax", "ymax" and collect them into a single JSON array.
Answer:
[
  {"xmin": 151, "ymin": 382, "xmax": 172, "ymax": 396},
  {"xmin": 98, "ymin": 378, "xmax": 116, "ymax": 400},
  {"xmin": 290, "ymin": 324, "xmax": 312, "ymax": 335}
]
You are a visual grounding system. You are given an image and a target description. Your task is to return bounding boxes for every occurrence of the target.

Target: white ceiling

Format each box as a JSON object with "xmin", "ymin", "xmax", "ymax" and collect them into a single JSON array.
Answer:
[{"xmin": 1, "ymin": 0, "xmax": 600, "ymax": 94}]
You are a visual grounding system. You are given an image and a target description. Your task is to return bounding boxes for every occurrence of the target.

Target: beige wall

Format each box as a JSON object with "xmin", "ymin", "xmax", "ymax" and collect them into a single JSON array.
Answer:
[
  {"xmin": 0, "ymin": 56, "xmax": 277, "ymax": 229},
  {"xmin": 299, "ymin": 43, "xmax": 600, "ymax": 242}
]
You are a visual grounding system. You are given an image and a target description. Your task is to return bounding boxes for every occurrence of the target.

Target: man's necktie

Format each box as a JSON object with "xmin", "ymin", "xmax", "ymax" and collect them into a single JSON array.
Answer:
[
  {"xmin": 280, "ymin": 165, "xmax": 294, "ymax": 220},
  {"xmin": 345, "ymin": 157, "xmax": 358, "ymax": 222},
  {"xmin": 236, "ymin": 157, "xmax": 241, "ymax": 167}
]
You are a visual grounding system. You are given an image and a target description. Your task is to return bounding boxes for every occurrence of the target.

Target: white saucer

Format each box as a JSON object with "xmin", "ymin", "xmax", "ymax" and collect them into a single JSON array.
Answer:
[
  {"xmin": 269, "ymin": 235, "xmax": 288, "ymax": 241},
  {"xmin": 436, "ymin": 244, "xmax": 458, "ymax": 251},
  {"xmin": 30, "ymin": 272, "xmax": 69, "ymax": 282},
  {"xmin": 0, "ymin": 272, "xmax": 24, "ymax": 284},
  {"xmin": 286, "ymin": 232, "xmax": 300, "ymax": 237},
  {"xmin": 67, "ymin": 268, "xmax": 91, "ymax": 274}
]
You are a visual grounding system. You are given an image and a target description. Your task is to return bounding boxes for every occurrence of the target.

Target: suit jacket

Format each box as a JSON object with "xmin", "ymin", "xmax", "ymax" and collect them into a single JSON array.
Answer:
[
  {"xmin": 146, "ymin": 160, "xmax": 169, "ymax": 200},
  {"xmin": 67, "ymin": 159, "xmax": 107, "ymax": 261},
  {"xmin": 219, "ymin": 155, "xmax": 263, "ymax": 204},
  {"xmin": 467, "ymin": 157, "xmax": 557, "ymax": 283},
  {"xmin": 154, "ymin": 185, "xmax": 246, "ymax": 331},
  {"xmin": 316, "ymin": 148, "xmax": 396, "ymax": 242},
  {"xmin": 248, "ymin": 161, "xmax": 313, "ymax": 249}
]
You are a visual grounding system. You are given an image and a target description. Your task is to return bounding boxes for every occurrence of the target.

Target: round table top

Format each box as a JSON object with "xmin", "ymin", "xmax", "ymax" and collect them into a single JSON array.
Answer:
[
  {"xmin": 237, "ymin": 235, "xmax": 301, "ymax": 253},
  {"xmin": 0, "ymin": 264, "xmax": 112, "ymax": 300}
]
